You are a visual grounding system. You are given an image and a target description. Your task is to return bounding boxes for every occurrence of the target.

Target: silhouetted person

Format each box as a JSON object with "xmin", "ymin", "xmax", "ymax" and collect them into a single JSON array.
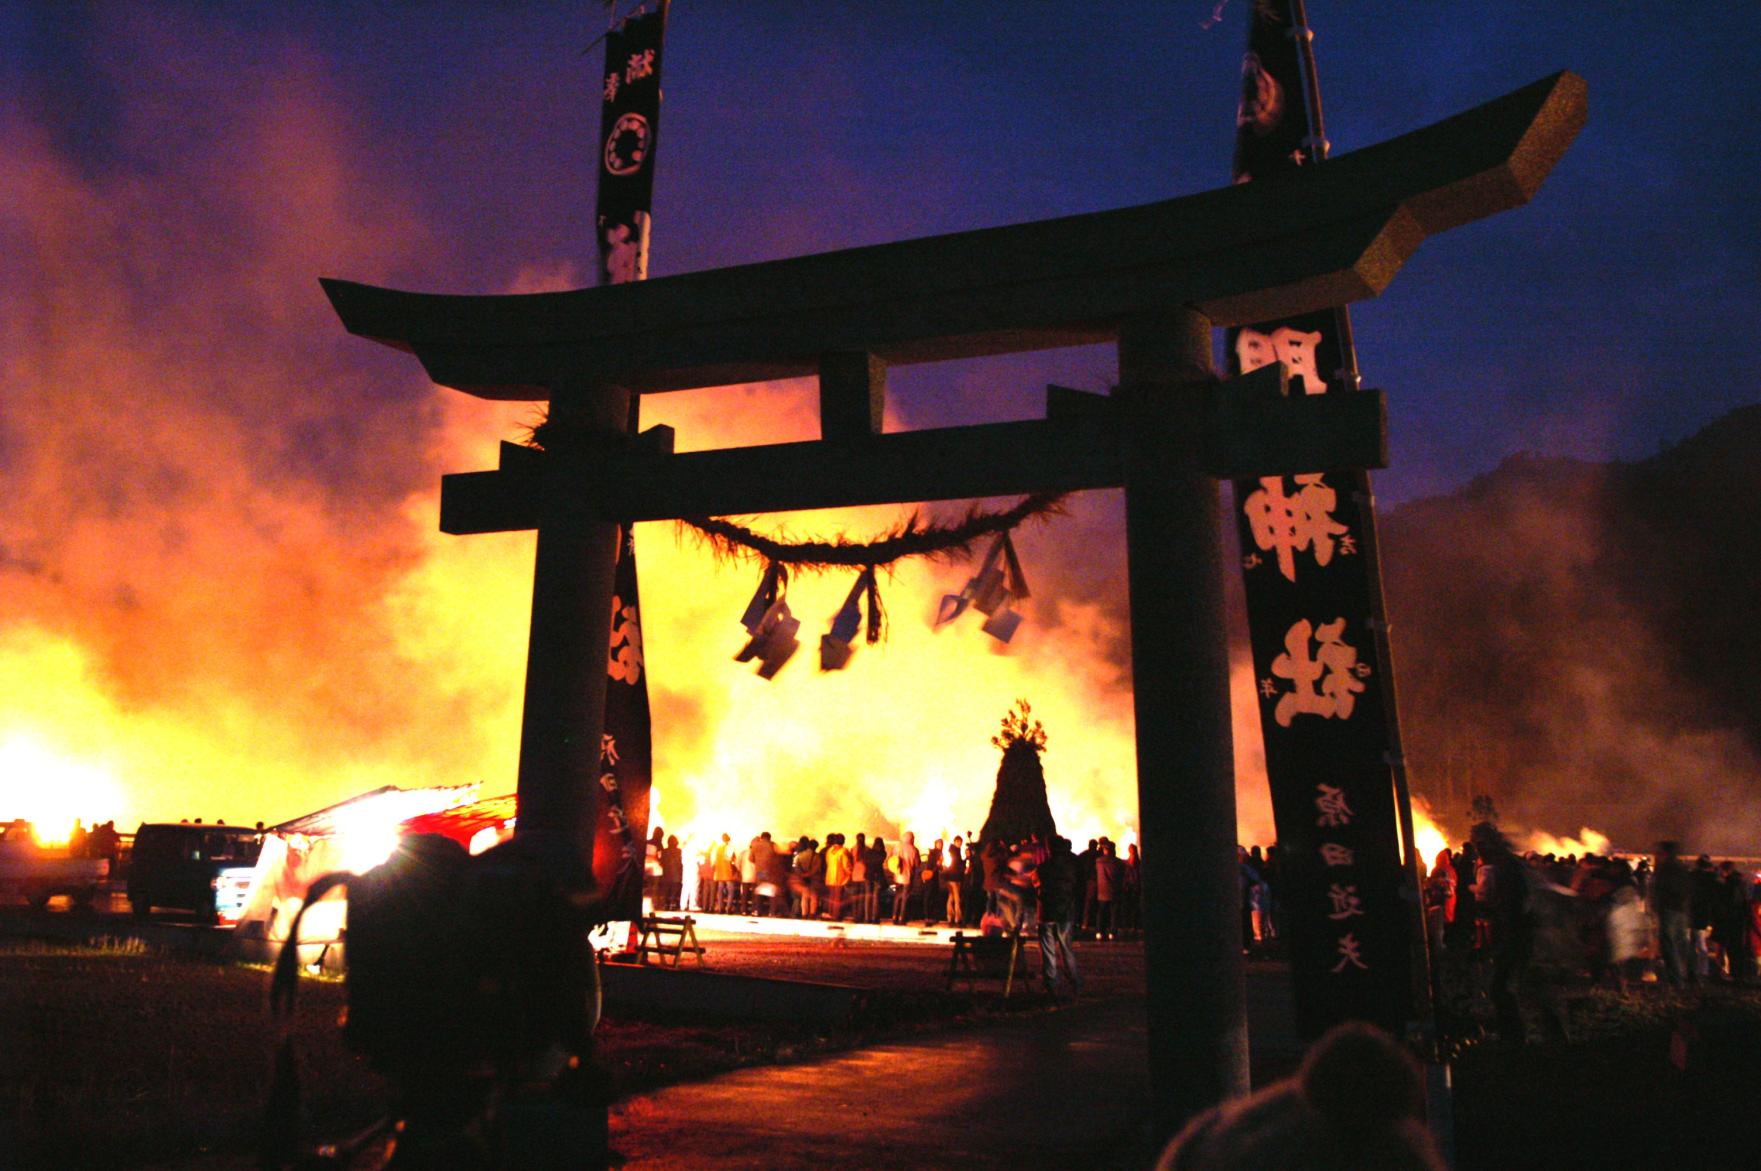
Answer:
[
  {"xmin": 1078, "ymin": 838, "xmax": 1100, "ymax": 930},
  {"xmin": 1714, "ymin": 861, "xmax": 1753, "ymax": 982},
  {"xmin": 1237, "ymin": 846, "xmax": 1262, "ymax": 952},
  {"xmin": 1035, "ymin": 835, "xmax": 1081, "ymax": 1001},
  {"xmin": 659, "ymin": 835, "xmax": 683, "ymax": 911},
  {"xmin": 921, "ymin": 838, "xmax": 945, "ymax": 923},
  {"xmin": 1451, "ymin": 841, "xmax": 1479, "ymax": 951},
  {"xmin": 863, "ymin": 836, "xmax": 888, "ymax": 923},
  {"xmin": 1692, "ymin": 855, "xmax": 1720, "ymax": 977},
  {"xmin": 711, "ymin": 833, "xmax": 736, "ymax": 913},
  {"xmin": 891, "ymin": 832, "xmax": 919, "ymax": 923},
  {"xmin": 88, "ymin": 821, "xmax": 120, "ymax": 866},
  {"xmin": 1095, "ymin": 841, "xmax": 1126, "ymax": 940},
  {"xmin": 1470, "ymin": 822, "xmax": 1532, "ymax": 1041},
  {"xmin": 1124, "ymin": 841, "xmax": 1144, "ymax": 935}
]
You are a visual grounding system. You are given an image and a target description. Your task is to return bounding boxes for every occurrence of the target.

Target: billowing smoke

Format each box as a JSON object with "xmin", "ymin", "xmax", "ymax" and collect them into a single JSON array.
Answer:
[
  {"xmin": 1384, "ymin": 411, "xmax": 1761, "ymax": 856},
  {"xmin": 1, "ymin": 18, "xmax": 486, "ymax": 822},
  {"xmin": 0, "ymin": 13, "xmax": 1280, "ymax": 847}
]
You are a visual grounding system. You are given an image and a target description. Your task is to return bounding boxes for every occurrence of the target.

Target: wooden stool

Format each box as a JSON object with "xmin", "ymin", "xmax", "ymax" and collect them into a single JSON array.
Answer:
[
  {"xmin": 635, "ymin": 914, "xmax": 706, "ymax": 967},
  {"xmin": 946, "ymin": 924, "xmax": 1028, "ymax": 998}
]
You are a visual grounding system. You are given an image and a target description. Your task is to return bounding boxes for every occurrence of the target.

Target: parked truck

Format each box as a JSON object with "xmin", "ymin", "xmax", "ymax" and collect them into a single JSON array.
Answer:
[{"xmin": 0, "ymin": 820, "xmax": 110, "ymax": 910}]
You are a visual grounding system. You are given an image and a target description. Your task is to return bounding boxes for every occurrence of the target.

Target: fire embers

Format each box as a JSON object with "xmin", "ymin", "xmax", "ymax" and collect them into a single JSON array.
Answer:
[
  {"xmin": 936, "ymin": 532, "xmax": 1029, "ymax": 644},
  {"xmin": 734, "ymin": 563, "xmax": 799, "ymax": 679}
]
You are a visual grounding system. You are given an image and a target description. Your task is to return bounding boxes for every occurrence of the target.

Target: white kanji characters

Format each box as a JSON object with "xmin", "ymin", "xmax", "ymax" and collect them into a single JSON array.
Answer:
[
  {"xmin": 603, "ymin": 221, "xmax": 640, "ymax": 284},
  {"xmin": 601, "ymin": 733, "xmax": 620, "ymax": 767},
  {"xmin": 599, "ymin": 771, "xmax": 620, "ymax": 795},
  {"xmin": 1243, "ymin": 473, "xmax": 1350, "ymax": 582},
  {"xmin": 1314, "ymin": 784, "xmax": 1354, "ymax": 829},
  {"xmin": 603, "ymin": 72, "xmax": 620, "ymax": 102},
  {"xmin": 608, "ymin": 592, "xmax": 645, "ymax": 683},
  {"xmin": 1319, "ymin": 843, "xmax": 1356, "ymax": 867},
  {"xmin": 625, "ymin": 48, "xmax": 656, "ymax": 82},
  {"xmin": 1270, "ymin": 618, "xmax": 1366, "ymax": 727},
  {"xmin": 1236, "ymin": 325, "xmax": 1327, "ymax": 396},
  {"xmin": 1326, "ymin": 883, "xmax": 1366, "ymax": 920},
  {"xmin": 1331, "ymin": 932, "xmax": 1370, "ymax": 972}
]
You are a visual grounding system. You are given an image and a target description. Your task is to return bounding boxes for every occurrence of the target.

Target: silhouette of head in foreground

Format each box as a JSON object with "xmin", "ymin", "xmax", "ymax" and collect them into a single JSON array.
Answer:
[{"xmin": 1157, "ymin": 1021, "xmax": 1444, "ymax": 1171}]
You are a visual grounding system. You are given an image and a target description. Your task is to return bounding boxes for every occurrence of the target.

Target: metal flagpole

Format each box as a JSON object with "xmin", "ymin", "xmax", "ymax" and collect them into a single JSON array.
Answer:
[{"xmin": 1286, "ymin": 2, "xmax": 1360, "ymax": 391}]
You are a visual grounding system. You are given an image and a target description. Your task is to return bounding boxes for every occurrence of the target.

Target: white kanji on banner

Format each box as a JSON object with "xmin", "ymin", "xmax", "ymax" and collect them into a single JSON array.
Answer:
[
  {"xmin": 608, "ymin": 593, "xmax": 644, "ymax": 684},
  {"xmin": 1243, "ymin": 473, "xmax": 1350, "ymax": 582},
  {"xmin": 1236, "ymin": 325, "xmax": 1327, "ymax": 395},
  {"xmin": 1268, "ymin": 618, "xmax": 1367, "ymax": 727},
  {"xmin": 1314, "ymin": 784, "xmax": 1354, "ymax": 829}
]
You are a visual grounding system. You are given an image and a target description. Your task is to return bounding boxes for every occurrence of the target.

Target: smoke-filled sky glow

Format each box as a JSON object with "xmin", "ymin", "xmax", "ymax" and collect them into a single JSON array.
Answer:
[{"xmin": 4, "ymin": 4, "xmax": 1756, "ymax": 850}]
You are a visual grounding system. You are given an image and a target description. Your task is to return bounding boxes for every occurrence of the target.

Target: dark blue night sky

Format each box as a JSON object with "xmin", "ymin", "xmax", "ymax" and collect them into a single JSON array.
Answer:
[{"xmin": 18, "ymin": 2, "xmax": 1757, "ymax": 503}]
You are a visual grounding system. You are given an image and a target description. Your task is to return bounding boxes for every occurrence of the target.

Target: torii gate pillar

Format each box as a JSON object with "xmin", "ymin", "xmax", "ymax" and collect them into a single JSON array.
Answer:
[
  {"xmin": 1118, "ymin": 310, "xmax": 1251, "ymax": 1129},
  {"xmin": 513, "ymin": 384, "xmax": 632, "ymax": 873}
]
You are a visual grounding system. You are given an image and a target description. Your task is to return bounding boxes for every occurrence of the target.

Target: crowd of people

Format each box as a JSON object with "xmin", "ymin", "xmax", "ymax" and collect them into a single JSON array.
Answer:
[
  {"xmin": 641, "ymin": 826, "xmax": 1145, "ymax": 998},
  {"xmin": 640, "ymin": 817, "xmax": 1761, "ymax": 1041},
  {"xmin": 63, "ymin": 819, "xmax": 125, "ymax": 863},
  {"xmin": 1422, "ymin": 823, "xmax": 1761, "ymax": 1042}
]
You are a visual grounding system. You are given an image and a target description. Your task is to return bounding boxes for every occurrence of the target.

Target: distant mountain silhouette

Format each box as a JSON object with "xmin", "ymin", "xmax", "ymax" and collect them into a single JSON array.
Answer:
[{"xmin": 1382, "ymin": 404, "xmax": 1761, "ymax": 854}]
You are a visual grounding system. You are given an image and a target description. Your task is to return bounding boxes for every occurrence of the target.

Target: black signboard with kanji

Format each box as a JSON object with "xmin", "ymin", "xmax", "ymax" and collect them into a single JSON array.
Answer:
[
  {"xmin": 1228, "ymin": 0, "xmax": 1415, "ymax": 1039},
  {"xmin": 596, "ymin": 7, "xmax": 667, "ymax": 287},
  {"xmin": 595, "ymin": 527, "xmax": 652, "ymax": 921},
  {"xmin": 590, "ymin": 7, "xmax": 667, "ymax": 921}
]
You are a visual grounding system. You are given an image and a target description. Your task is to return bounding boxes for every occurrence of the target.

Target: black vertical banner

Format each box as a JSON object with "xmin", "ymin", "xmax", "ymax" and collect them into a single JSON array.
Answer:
[
  {"xmin": 1228, "ymin": 0, "xmax": 1415, "ymax": 1039},
  {"xmin": 596, "ymin": 6, "xmax": 667, "ymax": 286},
  {"xmin": 595, "ymin": 527, "xmax": 651, "ymax": 920},
  {"xmin": 591, "ymin": 5, "xmax": 667, "ymax": 921}
]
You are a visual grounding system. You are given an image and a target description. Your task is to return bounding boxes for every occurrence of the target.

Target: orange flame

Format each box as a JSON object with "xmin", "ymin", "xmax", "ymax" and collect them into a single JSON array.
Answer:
[
  {"xmin": 1409, "ymin": 802, "xmax": 1450, "ymax": 870},
  {"xmin": 1, "ymin": 71, "xmax": 1284, "ymax": 847},
  {"xmin": 1518, "ymin": 826, "xmax": 1613, "ymax": 858},
  {"xmin": 0, "ymin": 730, "xmax": 124, "ymax": 846}
]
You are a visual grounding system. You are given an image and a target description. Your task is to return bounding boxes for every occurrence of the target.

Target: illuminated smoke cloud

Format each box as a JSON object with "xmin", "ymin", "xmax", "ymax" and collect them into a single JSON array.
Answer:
[{"xmin": 0, "ymin": 10, "xmax": 1280, "ymax": 849}]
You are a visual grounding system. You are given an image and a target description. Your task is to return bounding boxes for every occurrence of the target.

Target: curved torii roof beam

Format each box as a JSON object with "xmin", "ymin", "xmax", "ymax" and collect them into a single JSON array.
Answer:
[{"xmin": 323, "ymin": 71, "xmax": 1585, "ymax": 400}]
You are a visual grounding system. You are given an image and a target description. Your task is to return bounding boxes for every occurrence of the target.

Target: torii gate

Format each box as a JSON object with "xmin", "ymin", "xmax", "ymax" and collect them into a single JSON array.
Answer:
[{"xmin": 324, "ymin": 72, "xmax": 1583, "ymax": 1136}]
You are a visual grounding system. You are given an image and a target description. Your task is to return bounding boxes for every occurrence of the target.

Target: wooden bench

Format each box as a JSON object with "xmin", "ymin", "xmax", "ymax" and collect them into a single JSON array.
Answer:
[
  {"xmin": 635, "ymin": 914, "xmax": 705, "ymax": 967},
  {"xmin": 946, "ymin": 925, "xmax": 1029, "ymax": 998}
]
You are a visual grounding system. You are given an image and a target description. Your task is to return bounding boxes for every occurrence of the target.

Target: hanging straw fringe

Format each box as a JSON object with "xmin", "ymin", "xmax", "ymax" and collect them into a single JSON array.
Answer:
[{"xmin": 681, "ymin": 492, "xmax": 1065, "ymax": 573}]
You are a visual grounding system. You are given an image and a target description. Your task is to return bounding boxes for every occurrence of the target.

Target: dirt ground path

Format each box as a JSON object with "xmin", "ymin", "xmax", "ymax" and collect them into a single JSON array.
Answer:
[{"xmin": 610, "ymin": 994, "xmax": 1156, "ymax": 1169}]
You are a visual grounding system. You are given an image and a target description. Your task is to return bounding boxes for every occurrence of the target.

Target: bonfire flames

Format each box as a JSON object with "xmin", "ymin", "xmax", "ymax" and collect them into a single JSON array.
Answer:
[
  {"xmin": 1407, "ymin": 799, "xmax": 1618, "ymax": 869},
  {"xmin": 0, "ymin": 361, "xmax": 1622, "ymax": 860}
]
